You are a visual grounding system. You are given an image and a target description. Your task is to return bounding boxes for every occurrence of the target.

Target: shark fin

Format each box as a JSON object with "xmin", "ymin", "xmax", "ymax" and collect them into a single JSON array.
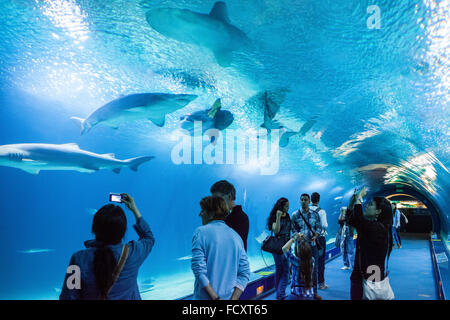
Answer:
[
  {"xmin": 207, "ymin": 98, "xmax": 222, "ymax": 118},
  {"xmin": 279, "ymin": 131, "xmax": 298, "ymax": 147},
  {"xmin": 126, "ymin": 156, "xmax": 155, "ymax": 172},
  {"xmin": 70, "ymin": 117, "xmax": 88, "ymax": 135},
  {"xmin": 82, "ymin": 164, "xmax": 99, "ymax": 172},
  {"xmin": 22, "ymin": 168, "xmax": 40, "ymax": 175},
  {"xmin": 298, "ymin": 119, "xmax": 316, "ymax": 136},
  {"xmin": 148, "ymin": 115, "xmax": 166, "ymax": 127},
  {"xmin": 209, "ymin": 1, "xmax": 230, "ymax": 23},
  {"xmin": 112, "ymin": 167, "xmax": 121, "ymax": 174},
  {"xmin": 270, "ymin": 120, "xmax": 283, "ymax": 129}
]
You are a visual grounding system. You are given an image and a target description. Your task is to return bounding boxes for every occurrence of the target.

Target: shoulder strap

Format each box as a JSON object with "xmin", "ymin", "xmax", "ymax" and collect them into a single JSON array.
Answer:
[
  {"xmin": 297, "ymin": 210, "xmax": 315, "ymax": 234},
  {"xmin": 105, "ymin": 244, "xmax": 130, "ymax": 299}
]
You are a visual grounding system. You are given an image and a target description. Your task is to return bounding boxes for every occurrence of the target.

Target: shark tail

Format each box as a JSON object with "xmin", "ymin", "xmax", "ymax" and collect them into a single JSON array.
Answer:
[
  {"xmin": 70, "ymin": 117, "xmax": 87, "ymax": 135},
  {"xmin": 125, "ymin": 156, "xmax": 155, "ymax": 172}
]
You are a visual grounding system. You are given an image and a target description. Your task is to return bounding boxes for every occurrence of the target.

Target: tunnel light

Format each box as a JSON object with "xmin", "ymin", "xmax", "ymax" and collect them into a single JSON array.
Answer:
[{"xmin": 39, "ymin": 0, "xmax": 90, "ymax": 42}]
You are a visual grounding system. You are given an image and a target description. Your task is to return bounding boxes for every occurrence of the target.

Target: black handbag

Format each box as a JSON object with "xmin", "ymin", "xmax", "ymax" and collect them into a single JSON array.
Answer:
[{"xmin": 261, "ymin": 231, "xmax": 285, "ymax": 255}]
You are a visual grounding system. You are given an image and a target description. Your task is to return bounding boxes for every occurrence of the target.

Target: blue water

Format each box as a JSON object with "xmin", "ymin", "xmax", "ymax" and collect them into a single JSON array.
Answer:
[{"xmin": 0, "ymin": 0, "xmax": 449, "ymax": 299}]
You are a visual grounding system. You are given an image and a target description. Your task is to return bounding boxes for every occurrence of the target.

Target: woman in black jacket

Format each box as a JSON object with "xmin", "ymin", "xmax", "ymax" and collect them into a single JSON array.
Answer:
[{"xmin": 346, "ymin": 187, "xmax": 393, "ymax": 300}]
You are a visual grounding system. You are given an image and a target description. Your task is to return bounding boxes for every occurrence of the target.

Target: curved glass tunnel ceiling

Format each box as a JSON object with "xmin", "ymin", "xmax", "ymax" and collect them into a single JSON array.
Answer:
[{"xmin": 0, "ymin": 0, "xmax": 448, "ymax": 299}]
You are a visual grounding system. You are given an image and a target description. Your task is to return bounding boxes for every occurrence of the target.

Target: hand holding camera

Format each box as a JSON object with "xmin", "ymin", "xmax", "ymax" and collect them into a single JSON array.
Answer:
[{"xmin": 109, "ymin": 192, "xmax": 141, "ymax": 220}]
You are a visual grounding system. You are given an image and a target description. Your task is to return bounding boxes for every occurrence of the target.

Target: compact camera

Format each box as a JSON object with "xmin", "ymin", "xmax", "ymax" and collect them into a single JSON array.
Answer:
[{"xmin": 109, "ymin": 193, "xmax": 123, "ymax": 203}]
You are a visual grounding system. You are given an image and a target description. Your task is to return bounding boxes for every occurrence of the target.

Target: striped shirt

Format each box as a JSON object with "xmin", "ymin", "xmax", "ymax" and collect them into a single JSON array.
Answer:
[
  {"xmin": 285, "ymin": 248, "xmax": 315, "ymax": 299},
  {"xmin": 291, "ymin": 209, "xmax": 323, "ymax": 246}
]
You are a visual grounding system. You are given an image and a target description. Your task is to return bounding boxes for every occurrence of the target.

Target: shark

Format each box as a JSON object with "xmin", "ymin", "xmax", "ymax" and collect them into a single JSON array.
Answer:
[
  {"xmin": 0, "ymin": 143, "xmax": 154, "ymax": 175},
  {"xmin": 146, "ymin": 1, "xmax": 250, "ymax": 67},
  {"xmin": 71, "ymin": 93, "xmax": 198, "ymax": 135},
  {"xmin": 251, "ymin": 89, "xmax": 290, "ymax": 133},
  {"xmin": 278, "ymin": 119, "xmax": 317, "ymax": 148},
  {"xmin": 180, "ymin": 98, "xmax": 234, "ymax": 142}
]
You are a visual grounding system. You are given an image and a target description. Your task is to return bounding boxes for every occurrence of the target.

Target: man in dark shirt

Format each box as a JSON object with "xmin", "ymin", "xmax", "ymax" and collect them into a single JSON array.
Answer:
[{"xmin": 210, "ymin": 180, "xmax": 249, "ymax": 251}]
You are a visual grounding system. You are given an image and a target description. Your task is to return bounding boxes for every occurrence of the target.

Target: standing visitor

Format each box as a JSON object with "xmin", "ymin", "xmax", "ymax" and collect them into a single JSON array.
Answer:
[
  {"xmin": 338, "ymin": 206, "xmax": 355, "ymax": 270},
  {"xmin": 282, "ymin": 233, "xmax": 315, "ymax": 300},
  {"xmin": 60, "ymin": 194, "xmax": 155, "ymax": 300},
  {"xmin": 210, "ymin": 180, "xmax": 249, "ymax": 251},
  {"xmin": 310, "ymin": 192, "xmax": 328, "ymax": 290},
  {"xmin": 267, "ymin": 197, "xmax": 291, "ymax": 300},
  {"xmin": 347, "ymin": 187, "xmax": 394, "ymax": 300},
  {"xmin": 292, "ymin": 193, "xmax": 323, "ymax": 300},
  {"xmin": 392, "ymin": 203, "xmax": 407, "ymax": 248},
  {"xmin": 191, "ymin": 196, "xmax": 250, "ymax": 300}
]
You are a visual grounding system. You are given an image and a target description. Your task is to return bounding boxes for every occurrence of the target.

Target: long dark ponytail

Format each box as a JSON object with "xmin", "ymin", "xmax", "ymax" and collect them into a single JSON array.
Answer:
[
  {"xmin": 92, "ymin": 204, "xmax": 127, "ymax": 299},
  {"xmin": 295, "ymin": 240, "xmax": 313, "ymax": 290}
]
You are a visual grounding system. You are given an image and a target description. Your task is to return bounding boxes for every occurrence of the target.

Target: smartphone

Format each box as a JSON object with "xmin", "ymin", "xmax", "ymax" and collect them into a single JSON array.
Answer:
[{"xmin": 109, "ymin": 193, "xmax": 122, "ymax": 203}]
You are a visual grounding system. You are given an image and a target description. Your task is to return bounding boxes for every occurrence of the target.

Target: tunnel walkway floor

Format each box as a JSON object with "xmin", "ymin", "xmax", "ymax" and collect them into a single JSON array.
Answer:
[{"xmin": 261, "ymin": 235, "xmax": 437, "ymax": 300}]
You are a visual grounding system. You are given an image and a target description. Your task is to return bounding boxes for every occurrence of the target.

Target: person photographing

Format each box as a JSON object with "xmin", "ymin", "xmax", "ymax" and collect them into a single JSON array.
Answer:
[{"xmin": 60, "ymin": 193, "xmax": 155, "ymax": 300}]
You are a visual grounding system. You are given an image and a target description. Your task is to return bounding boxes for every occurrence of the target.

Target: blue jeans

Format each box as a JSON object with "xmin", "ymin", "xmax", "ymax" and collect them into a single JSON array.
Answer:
[
  {"xmin": 340, "ymin": 235, "xmax": 355, "ymax": 268},
  {"xmin": 392, "ymin": 226, "xmax": 401, "ymax": 246},
  {"xmin": 317, "ymin": 236, "xmax": 326, "ymax": 285},
  {"xmin": 272, "ymin": 252, "xmax": 289, "ymax": 300},
  {"xmin": 311, "ymin": 245, "xmax": 319, "ymax": 294}
]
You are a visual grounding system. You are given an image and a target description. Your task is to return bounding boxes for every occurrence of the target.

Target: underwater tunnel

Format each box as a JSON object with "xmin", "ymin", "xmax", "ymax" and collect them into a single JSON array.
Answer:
[{"xmin": 0, "ymin": 0, "xmax": 448, "ymax": 301}]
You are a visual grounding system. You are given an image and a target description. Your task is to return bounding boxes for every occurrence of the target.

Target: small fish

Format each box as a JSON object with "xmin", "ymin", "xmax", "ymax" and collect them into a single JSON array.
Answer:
[
  {"xmin": 176, "ymin": 255, "xmax": 192, "ymax": 261},
  {"xmin": 18, "ymin": 249, "xmax": 55, "ymax": 254}
]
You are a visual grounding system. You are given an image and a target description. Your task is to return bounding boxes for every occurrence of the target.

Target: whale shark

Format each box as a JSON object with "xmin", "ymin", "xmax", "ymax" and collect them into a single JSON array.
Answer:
[
  {"xmin": 71, "ymin": 93, "xmax": 198, "ymax": 135},
  {"xmin": 0, "ymin": 143, "xmax": 154, "ymax": 175},
  {"xmin": 146, "ymin": 1, "xmax": 250, "ymax": 67},
  {"xmin": 180, "ymin": 98, "xmax": 234, "ymax": 142}
]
